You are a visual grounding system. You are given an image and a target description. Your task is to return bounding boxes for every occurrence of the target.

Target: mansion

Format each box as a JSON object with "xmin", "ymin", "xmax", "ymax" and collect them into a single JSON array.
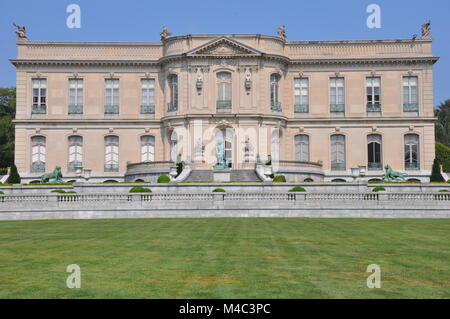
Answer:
[{"xmin": 11, "ymin": 27, "xmax": 438, "ymax": 183}]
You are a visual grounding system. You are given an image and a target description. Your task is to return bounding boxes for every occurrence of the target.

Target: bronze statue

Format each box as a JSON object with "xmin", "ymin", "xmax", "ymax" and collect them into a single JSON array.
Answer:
[
  {"xmin": 13, "ymin": 23, "xmax": 28, "ymax": 40},
  {"xmin": 421, "ymin": 21, "xmax": 431, "ymax": 38},
  {"xmin": 382, "ymin": 165, "xmax": 407, "ymax": 182},
  {"xmin": 40, "ymin": 166, "xmax": 64, "ymax": 183},
  {"xmin": 160, "ymin": 26, "xmax": 171, "ymax": 40}
]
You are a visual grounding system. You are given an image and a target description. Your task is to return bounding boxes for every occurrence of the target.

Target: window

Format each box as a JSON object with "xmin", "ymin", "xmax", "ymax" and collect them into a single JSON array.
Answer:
[
  {"xmin": 295, "ymin": 135, "xmax": 309, "ymax": 162},
  {"xmin": 31, "ymin": 136, "xmax": 46, "ymax": 173},
  {"xmin": 216, "ymin": 72, "xmax": 232, "ymax": 111},
  {"xmin": 105, "ymin": 136, "xmax": 119, "ymax": 172},
  {"xmin": 366, "ymin": 77, "xmax": 381, "ymax": 113},
  {"xmin": 270, "ymin": 74, "xmax": 281, "ymax": 111},
  {"xmin": 404, "ymin": 134, "xmax": 419, "ymax": 170},
  {"xmin": 141, "ymin": 79, "xmax": 155, "ymax": 114},
  {"xmin": 170, "ymin": 131, "xmax": 178, "ymax": 162},
  {"xmin": 68, "ymin": 136, "xmax": 83, "ymax": 172},
  {"xmin": 294, "ymin": 78, "xmax": 309, "ymax": 113},
  {"xmin": 168, "ymin": 74, "xmax": 178, "ymax": 112},
  {"xmin": 68, "ymin": 79, "xmax": 83, "ymax": 115},
  {"xmin": 32, "ymin": 79, "xmax": 47, "ymax": 114},
  {"xmin": 330, "ymin": 77, "xmax": 345, "ymax": 115},
  {"xmin": 331, "ymin": 135, "xmax": 346, "ymax": 171},
  {"xmin": 403, "ymin": 76, "xmax": 418, "ymax": 112},
  {"xmin": 367, "ymin": 134, "xmax": 382, "ymax": 170},
  {"xmin": 271, "ymin": 129, "xmax": 280, "ymax": 162},
  {"xmin": 105, "ymin": 79, "xmax": 119, "ymax": 115},
  {"xmin": 141, "ymin": 135, "xmax": 155, "ymax": 162}
]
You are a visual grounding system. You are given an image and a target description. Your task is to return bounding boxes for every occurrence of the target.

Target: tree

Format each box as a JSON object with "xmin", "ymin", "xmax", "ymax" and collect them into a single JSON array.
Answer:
[
  {"xmin": 7, "ymin": 163, "xmax": 20, "ymax": 184},
  {"xmin": 0, "ymin": 87, "xmax": 16, "ymax": 169},
  {"xmin": 430, "ymin": 158, "xmax": 444, "ymax": 182},
  {"xmin": 435, "ymin": 100, "xmax": 450, "ymax": 147}
]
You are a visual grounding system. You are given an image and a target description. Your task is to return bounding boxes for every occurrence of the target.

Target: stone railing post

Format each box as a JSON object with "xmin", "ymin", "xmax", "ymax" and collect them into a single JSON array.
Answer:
[
  {"xmin": 48, "ymin": 194, "xmax": 59, "ymax": 207},
  {"xmin": 212, "ymin": 193, "xmax": 225, "ymax": 209},
  {"xmin": 377, "ymin": 193, "xmax": 389, "ymax": 202},
  {"xmin": 295, "ymin": 193, "xmax": 306, "ymax": 201}
]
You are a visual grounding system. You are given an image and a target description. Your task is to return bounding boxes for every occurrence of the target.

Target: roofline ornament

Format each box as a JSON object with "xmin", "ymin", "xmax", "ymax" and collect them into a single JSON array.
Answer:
[
  {"xmin": 160, "ymin": 26, "xmax": 171, "ymax": 41},
  {"xmin": 421, "ymin": 20, "xmax": 431, "ymax": 39},
  {"xmin": 13, "ymin": 23, "xmax": 28, "ymax": 40},
  {"xmin": 277, "ymin": 25, "xmax": 287, "ymax": 41}
]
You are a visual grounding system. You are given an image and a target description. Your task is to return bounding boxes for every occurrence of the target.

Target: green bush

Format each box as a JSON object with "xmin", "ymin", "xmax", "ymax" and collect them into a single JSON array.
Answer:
[
  {"xmin": 436, "ymin": 142, "xmax": 450, "ymax": 172},
  {"xmin": 372, "ymin": 186, "xmax": 386, "ymax": 192},
  {"xmin": 65, "ymin": 191, "xmax": 77, "ymax": 194},
  {"xmin": 7, "ymin": 164, "xmax": 21, "ymax": 184},
  {"xmin": 129, "ymin": 186, "xmax": 152, "ymax": 193},
  {"xmin": 176, "ymin": 161, "xmax": 184, "ymax": 177},
  {"xmin": 212, "ymin": 188, "xmax": 226, "ymax": 193},
  {"xmin": 273, "ymin": 175, "xmax": 286, "ymax": 183},
  {"xmin": 51, "ymin": 189, "xmax": 77, "ymax": 194},
  {"xmin": 0, "ymin": 191, "xmax": 4, "ymax": 195},
  {"xmin": 289, "ymin": 186, "xmax": 306, "ymax": 192},
  {"xmin": 157, "ymin": 175, "xmax": 170, "ymax": 183},
  {"xmin": 439, "ymin": 189, "xmax": 449, "ymax": 192},
  {"xmin": 430, "ymin": 157, "xmax": 445, "ymax": 182}
]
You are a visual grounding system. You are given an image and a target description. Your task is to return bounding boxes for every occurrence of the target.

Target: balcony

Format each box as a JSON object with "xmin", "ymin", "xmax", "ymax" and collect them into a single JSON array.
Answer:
[
  {"xmin": 368, "ymin": 162, "xmax": 382, "ymax": 170},
  {"xmin": 140, "ymin": 104, "xmax": 155, "ymax": 115},
  {"xmin": 31, "ymin": 161, "xmax": 45, "ymax": 173},
  {"xmin": 294, "ymin": 104, "xmax": 309, "ymax": 114},
  {"xmin": 403, "ymin": 103, "xmax": 419, "ymax": 113},
  {"xmin": 367, "ymin": 103, "xmax": 381, "ymax": 113},
  {"xmin": 104, "ymin": 164, "xmax": 119, "ymax": 172},
  {"xmin": 271, "ymin": 101, "xmax": 282, "ymax": 112},
  {"xmin": 68, "ymin": 161, "xmax": 82, "ymax": 173},
  {"xmin": 31, "ymin": 105, "xmax": 46, "ymax": 115},
  {"xmin": 330, "ymin": 104, "xmax": 345, "ymax": 113},
  {"xmin": 104, "ymin": 105, "xmax": 119, "ymax": 115},
  {"xmin": 331, "ymin": 162, "xmax": 346, "ymax": 171},
  {"xmin": 167, "ymin": 102, "xmax": 178, "ymax": 113},
  {"xmin": 216, "ymin": 100, "xmax": 232, "ymax": 113},
  {"xmin": 405, "ymin": 162, "xmax": 419, "ymax": 170},
  {"xmin": 68, "ymin": 105, "xmax": 83, "ymax": 115}
]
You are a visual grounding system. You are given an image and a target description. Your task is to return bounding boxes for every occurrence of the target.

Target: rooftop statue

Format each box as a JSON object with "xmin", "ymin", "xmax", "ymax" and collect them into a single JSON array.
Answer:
[
  {"xmin": 421, "ymin": 20, "xmax": 431, "ymax": 39},
  {"xmin": 382, "ymin": 165, "xmax": 407, "ymax": 182},
  {"xmin": 277, "ymin": 25, "xmax": 287, "ymax": 40},
  {"xmin": 40, "ymin": 166, "xmax": 64, "ymax": 183},
  {"xmin": 160, "ymin": 26, "xmax": 171, "ymax": 40},
  {"xmin": 13, "ymin": 23, "xmax": 28, "ymax": 40}
]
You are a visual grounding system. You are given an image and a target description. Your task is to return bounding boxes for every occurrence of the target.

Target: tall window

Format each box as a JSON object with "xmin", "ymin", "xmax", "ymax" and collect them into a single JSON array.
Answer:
[
  {"xmin": 168, "ymin": 74, "xmax": 178, "ymax": 112},
  {"xmin": 68, "ymin": 79, "xmax": 83, "ymax": 115},
  {"xmin": 141, "ymin": 135, "xmax": 155, "ymax": 162},
  {"xmin": 294, "ymin": 78, "xmax": 309, "ymax": 113},
  {"xmin": 105, "ymin": 136, "xmax": 119, "ymax": 172},
  {"xmin": 295, "ymin": 135, "xmax": 309, "ymax": 162},
  {"xmin": 216, "ymin": 72, "xmax": 232, "ymax": 111},
  {"xmin": 271, "ymin": 129, "xmax": 280, "ymax": 163},
  {"xmin": 31, "ymin": 136, "xmax": 46, "ymax": 173},
  {"xmin": 330, "ymin": 77, "xmax": 345, "ymax": 115},
  {"xmin": 270, "ymin": 74, "xmax": 281, "ymax": 111},
  {"xmin": 141, "ymin": 79, "xmax": 155, "ymax": 114},
  {"xmin": 68, "ymin": 136, "xmax": 83, "ymax": 172},
  {"xmin": 403, "ymin": 76, "xmax": 418, "ymax": 112},
  {"xmin": 404, "ymin": 134, "xmax": 419, "ymax": 170},
  {"xmin": 105, "ymin": 79, "xmax": 119, "ymax": 115},
  {"xmin": 366, "ymin": 77, "xmax": 381, "ymax": 113},
  {"xmin": 331, "ymin": 135, "xmax": 346, "ymax": 171},
  {"xmin": 367, "ymin": 134, "xmax": 382, "ymax": 170},
  {"xmin": 170, "ymin": 131, "xmax": 178, "ymax": 162},
  {"xmin": 32, "ymin": 79, "xmax": 47, "ymax": 114}
]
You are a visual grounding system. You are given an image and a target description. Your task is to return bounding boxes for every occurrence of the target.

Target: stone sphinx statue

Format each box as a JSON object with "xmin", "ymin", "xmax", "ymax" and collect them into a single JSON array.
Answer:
[
  {"xmin": 382, "ymin": 165, "xmax": 407, "ymax": 182},
  {"xmin": 40, "ymin": 166, "xmax": 64, "ymax": 183}
]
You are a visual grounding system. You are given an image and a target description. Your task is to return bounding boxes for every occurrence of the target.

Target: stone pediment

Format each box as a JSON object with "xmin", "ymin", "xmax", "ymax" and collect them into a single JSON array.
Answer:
[{"xmin": 186, "ymin": 37, "xmax": 262, "ymax": 57}]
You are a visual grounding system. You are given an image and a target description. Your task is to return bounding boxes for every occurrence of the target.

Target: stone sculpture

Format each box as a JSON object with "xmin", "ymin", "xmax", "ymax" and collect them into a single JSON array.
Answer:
[
  {"xmin": 13, "ymin": 24, "xmax": 28, "ymax": 40},
  {"xmin": 382, "ymin": 165, "xmax": 407, "ymax": 182},
  {"xmin": 40, "ymin": 166, "xmax": 64, "ymax": 183}
]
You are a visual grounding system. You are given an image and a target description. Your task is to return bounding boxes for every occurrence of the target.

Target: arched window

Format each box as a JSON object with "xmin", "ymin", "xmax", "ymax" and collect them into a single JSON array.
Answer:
[
  {"xmin": 170, "ymin": 131, "xmax": 178, "ymax": 162},
  {"xmin": 168, "ymin": 74, "xmax": 178, "ymax": 112},
  {"xmin": 141, "ymin": 135, "xmax": 155, "ymax": 162},
  {"xmin": 105, "ymin": 136, "xmax": 119, "ymax": 172},
  {"xmin": 68, "ymin": 136, "xmax": 83, "ymax": 172},
  {"xmin": 367, "ymin": 134, "xmax": 382, "ymax": 170},
  {"xmin": 270, "ymin": 74, "xmax": 281, "ymax": 111},
  {"xmin": 295, "ymin": 135, "xmax": 309, "ymax": 162},
  {"xmin": 331, "ymin": 135, "xmax": 346, "ymax": 171},
  {"xmin": 404, "ymin": 134, "xmax": 419, "ymax": 170},
  {"xmin": 31, "ymin": 136, "xmax": 46, "ymax": 173},
  {"xmin": 216, "ymin": 72, "xmax": 232, "ymax": 111}
]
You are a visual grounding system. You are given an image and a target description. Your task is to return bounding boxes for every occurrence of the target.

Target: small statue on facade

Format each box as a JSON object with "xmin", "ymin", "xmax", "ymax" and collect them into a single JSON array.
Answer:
[
  {"xmin": 13, "ymin": 23, "xmax": 28, "ymax": 40},
  {"xmin": 160, "ymin": 26, "xmax": 171, "ymax": 41},
  {"xmin": 214, "ymin": 139, "xmax": 226, "ymax": 170},
  {"xmin": 277, "ymin": 25, "xmax": 287, "ymax": 40},
  {"xmin": 421, "ymin": 21, "xmax": 431, "ymax": 39},
  {"xmin": 382, "ymin": 165, "xmax": 407, "ymax": 182},
  {"xmin": 244, "ymin": 68, "xmax": 252, "ymax": 91}
]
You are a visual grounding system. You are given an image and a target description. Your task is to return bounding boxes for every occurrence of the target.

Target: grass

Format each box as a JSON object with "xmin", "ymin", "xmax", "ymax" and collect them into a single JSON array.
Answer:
[{"xmin": 0, "ymin": 218, "xmax": 449, "ymax": 299}]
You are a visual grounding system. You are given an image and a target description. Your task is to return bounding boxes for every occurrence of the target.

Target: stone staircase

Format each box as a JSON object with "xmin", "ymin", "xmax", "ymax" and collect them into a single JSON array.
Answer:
[{"xmin": 184, "ymin": 169, "xmax": 261, "ymax": 182}]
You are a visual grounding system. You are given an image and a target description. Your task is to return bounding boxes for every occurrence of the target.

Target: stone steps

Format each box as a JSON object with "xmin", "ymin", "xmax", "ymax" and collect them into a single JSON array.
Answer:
[{"xmin": 185, "ymin": 169, "xmax": 261, "ymax": 182}]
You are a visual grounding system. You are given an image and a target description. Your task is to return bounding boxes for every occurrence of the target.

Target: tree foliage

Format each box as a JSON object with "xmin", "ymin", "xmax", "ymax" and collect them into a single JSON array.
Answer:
[
  {"xmin": 0, "ymin": 87, "xmax": 15, "ymax": 169},
  {"xmin": 7, "ymin": 163, "xmax": 21, "ymax": 184},
  {"xmin": 435, "ymin": 100, "xmax": 450, "ymax": 147}
]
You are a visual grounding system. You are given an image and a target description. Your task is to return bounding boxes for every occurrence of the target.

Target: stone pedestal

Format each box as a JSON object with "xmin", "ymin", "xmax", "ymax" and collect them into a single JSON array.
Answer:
[{"xmin": 213, "ymin": 171, "xmax": 230, "ymax": 182}]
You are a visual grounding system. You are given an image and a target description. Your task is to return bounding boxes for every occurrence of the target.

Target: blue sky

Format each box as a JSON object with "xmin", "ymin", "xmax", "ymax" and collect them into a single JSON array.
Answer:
[{"xmin": 0, "ymin": 0, "xmax": 449, "ymax": 106}]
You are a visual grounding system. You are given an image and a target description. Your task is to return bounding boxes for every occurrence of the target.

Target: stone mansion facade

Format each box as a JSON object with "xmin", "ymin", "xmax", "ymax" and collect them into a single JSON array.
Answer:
[{"xmin": 11, "ymin": 29, "xmax": 438, "ymax": 183}]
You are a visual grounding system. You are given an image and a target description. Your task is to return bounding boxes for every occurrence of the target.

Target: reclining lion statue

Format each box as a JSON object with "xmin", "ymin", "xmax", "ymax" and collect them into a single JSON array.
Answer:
[
  {"xmin": 40, "ymin": 166, "xmax": 64, "ymax": 183},
  {"xmin": 382, "ymin": 165, "xmax": 407, "ymax": 182}
]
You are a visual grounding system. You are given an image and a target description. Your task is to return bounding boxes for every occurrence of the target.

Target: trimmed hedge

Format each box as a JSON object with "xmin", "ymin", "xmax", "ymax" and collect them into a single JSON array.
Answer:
[
  {"xmin": 439, "ymin": 189, "xmax": 449, "ymax": 192},
  {"xmin": 0, "ymin": 191, "xmax": 4, "ymax": 195},
  {"xmin": 273, "ymin": 175, "xmax": 286, "ymax": 183},
  {"xmin": 372, "ymin": 186, "xmax": 386, "ymax": 192},
  {"xmin": 212, "ymin": 188, "xmax": 226, "ymax": 193},
  {"xmin": 436, "ymin": 142, "xmax": 450, "ymax": 172},
  {"xmin": 129, "ymin": 186, "xmax": 152, "ymax": 193},
  {"xmin": 157, "ymin": 175, "xmax": 170, "ymax": 183},
  {"xmin": 51, "ymin": 189, "xmax": 77, "ymax": 194},
  {"xmin": 7, "ymin": 164, "xmax": 20, "ymax": 184},
  {"xmin": 289, "ymin": 186, "xmax": 306, "ymax": 192}
]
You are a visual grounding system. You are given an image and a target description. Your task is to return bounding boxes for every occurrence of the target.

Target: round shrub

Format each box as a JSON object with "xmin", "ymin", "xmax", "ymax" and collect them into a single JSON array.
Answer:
[
  {"xmin": 273, "ymin": 175, "xmax": 286, "ymax": 183},
  {"xmin": 0, "ymin": 191, "xmax": 4, "ymax": 195},
  {"xmin": 157, "ymin": 174, "xmax": 170, "ymax": 183},
  {"xmin": 65, "ymin": 191, "xmax": 77, "ymax": 194},
  {"xmin": 51, "ymin": 189, "xmax": 67, "ymax": 194},
  {"xmin": 372, "ymin": 186, "xmax": 386, "ymax": 192},
  {"xmin": 289, "ymin": 186, "xmax": 306, "ymax": 192},
  {"xmin": 439, "ymin": 189, "xmax": 449, "ymax": 192},
  {"xmin": 129, "ymin": 186, "xmax": 152, "ymax": 193},
  {"xmin": 212, "ymin": 188, "xmax": 226, "ymax": 193}
]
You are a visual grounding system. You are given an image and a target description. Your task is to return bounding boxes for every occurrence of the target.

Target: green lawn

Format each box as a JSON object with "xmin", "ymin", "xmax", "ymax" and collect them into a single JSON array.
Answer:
[{"xmin": 0, "ymin": 218, "xmax": 449, "ymax": 298}]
